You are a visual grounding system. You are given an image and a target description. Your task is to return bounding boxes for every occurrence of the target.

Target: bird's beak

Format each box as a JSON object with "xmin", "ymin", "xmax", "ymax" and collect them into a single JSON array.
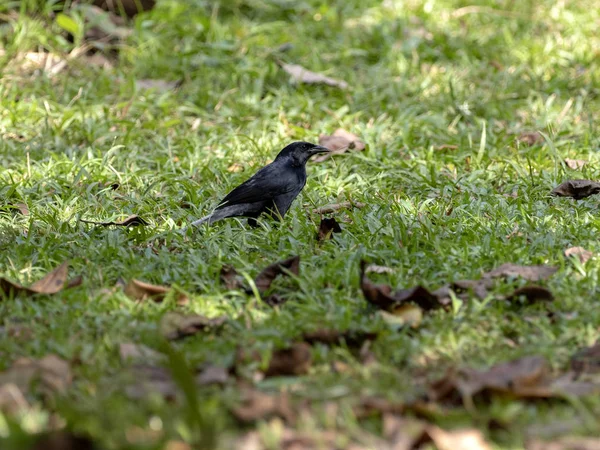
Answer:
[{"xmin": 309, "ymin": 145, "xmax": 330, "ymax": 155}]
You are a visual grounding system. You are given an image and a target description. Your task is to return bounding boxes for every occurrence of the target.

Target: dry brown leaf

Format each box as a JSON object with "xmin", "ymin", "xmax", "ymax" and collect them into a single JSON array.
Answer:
[
  {"xmin": 564, "ymin": 246, "xmax": 593, "ymax": 264},
  {"xmin": 484, "ymin": 263, "xmax": 558, "ymax": 281},
  {"xmin": 426, "ymin": 426, "xmax": 492, "ymax": 450},
  {"xmin": 0, "ymin": 355, "xmax": 72, "ymax": 396},
  {"xmin": 0, "ymin": 384, "xmax": 29, "ymax": 414},
  {"xmin": 0, "ymin": 262, "xmax": 70, "ymax": 298},
  {"xmin": 302, "ymin": 329, "xmax": 377, "ymax": 348},
  {"xmin": 564, "ymin": 158, "xmax": 587, "ymax": 170},
  {"xmin": 119, "ymin": 343, "xmax": 162, "ymax": 363},
  {"xmin": 517, "ymin": 132, "xmax": 544, "ymax": 146},
  {"xmin": 365, "ymin": 264, "xmax": 394, "ymax": 274},
  {"xmin": 93, "ymin": 0, "xmax": 155, "ymax": 17},
  {"xmin": 312, "ymin": 201, "xmax": 365, "ymax": 214},
  {"xmin": 196, "ymin": 365, "xmax": 229, "ymax": 386},
  {"xmin": 552, "ymin": 180, "xmax": 600, "ymax": 199},
  {"xmin": 314, "ymin": 129, "xmax": 365, "ymax": 162},
  {"xmin": 220, "ymin": 265, "xmax": 246, "ymax": 290},
  {"xmin": 232, "ymin": 389, "xmax": 295, "ymax": 423},
  {"xmin": 317, "ymin": 217, "xmax": 342, "ymax": 241},
  {"xmin": 265, "ymin": 342, "xmax": 312, "ymax": 377},
  {"xmin": 136, "ymin": 79, "xmax": 180, "ymax": 91},
  {"xmin": 360, "ymin": 261, "xmax": 440, "ymax": 311},
  {"xmin": 281, "ymin": 63, "xmax": 348, "ymax": 89},
  {"xmin": 160, "ymin": 312, "xmax": 227, "ymax": 340},
  {"xmin": 254, "ymin": 256, "xmax": 300, "ymax": 293},
  {"xmin": 80, "ymin": 214, "xmax": 148, "ymax": 227},
  {"xmin": 12, "ymin": 202, "xmax": 29, "ymax": 216},
  {"xmin": 124, "ymin": 279, "xmax": 188, "ymax": 305},
  {"xmin": 227, "ymin": 163, "xmax": 244, "ymax": 173},
  {"xmin": 430, "ymin": 355, "xmax": 600, "ymax": 404},
  {"xmin": 506, "ymin": 285, "xmax": 554, "ymax": 303},
  {"xmin": 571, "ymin": 342, "xmax": 600, "ymax": 375},
  {"xmin": 30, "ymin": 430, "xmax": 96, "ymax": 450},
  {"xmin": 436, "ymin": 144, "xmax": 459, "ymax": 151},
  {"xmin": 527, "ymin": 437, "xmax": 600, "ymax": 450}
]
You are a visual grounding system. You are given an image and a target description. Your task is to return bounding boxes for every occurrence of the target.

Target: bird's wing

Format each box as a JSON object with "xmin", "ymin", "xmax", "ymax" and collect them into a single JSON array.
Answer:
[{"xmin": 216, "ymin": 165, "xmax": 294, "ymax": 208}]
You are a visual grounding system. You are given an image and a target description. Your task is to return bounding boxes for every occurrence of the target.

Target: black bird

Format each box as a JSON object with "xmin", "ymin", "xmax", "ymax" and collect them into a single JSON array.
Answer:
[{"xmin": 189, "ymin": 141, "xmax": 329, "ymax": 227}]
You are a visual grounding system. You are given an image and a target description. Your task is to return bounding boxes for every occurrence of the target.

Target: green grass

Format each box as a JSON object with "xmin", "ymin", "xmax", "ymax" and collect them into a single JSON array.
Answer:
[{"xmin": 1, "ymin": 0, "xmax": 600, "ymax": 448}]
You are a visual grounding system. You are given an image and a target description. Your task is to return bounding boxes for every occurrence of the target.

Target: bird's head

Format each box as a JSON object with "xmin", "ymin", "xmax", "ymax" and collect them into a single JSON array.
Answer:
[{"xmin": 276, "ymin": 141, "xmax": 330, "ymax": 166}]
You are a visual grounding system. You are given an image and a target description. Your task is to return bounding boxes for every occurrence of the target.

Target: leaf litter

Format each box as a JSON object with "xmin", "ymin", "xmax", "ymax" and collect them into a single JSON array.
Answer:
[
  {"xmin": 124, "ymin": 279, "xmax": 188, "ymax": 305},
  {"xmin": 317, "ymin": 217, "xmax": 342, "ymax": 241},
  {"xmin": 552, "ymin": 180, "xmax": 600, "ymax": 199},
  {"xmin": 564, "ymin": 158, "xmax": 587, "ymax": 170},
  {"xmin": 0, "ymin": 261, "xmax": 80, "ymax": 298},
  {"xmin": 160, "ymin": 312, "xmax": 227, "ymax": 340},
  {"xmin": 564, "ymin": 246, "xmax": 593, "ymax": 264},
  {"xmin": 314, "ymin": 128, "xmax": 365, "ymax": 162}
]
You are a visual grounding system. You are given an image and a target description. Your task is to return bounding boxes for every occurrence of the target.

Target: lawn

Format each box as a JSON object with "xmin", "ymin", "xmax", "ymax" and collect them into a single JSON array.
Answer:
[{"xmin": 1, "ymin": 0, "xmax": 600, "ymax": 448}]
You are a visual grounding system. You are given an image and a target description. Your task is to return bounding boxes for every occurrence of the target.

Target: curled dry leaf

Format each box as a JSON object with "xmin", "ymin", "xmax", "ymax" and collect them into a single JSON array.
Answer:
[
  {"xmin": 430, "ymin": 355, "xmax": 600, "ymax": 404},
  {"xmin": 360, "ymin": 261, "xmax": 440, "ymax": 311},
  {"xmin": 314, "ymin": 128, "xmax": 365, "ymax": 162},
  {"xmin": 80, "ymin": 214, "xmax": 148, "ymax": 227},
  {"xmin": 0, "ymin": 355, "xmax": 72, "ymax": 396},
  {"xmin": 254, "ymin": 255, "xmax": 300, "ymax": 293},
  {"xmin": 220, "ymin": 264, "xmax": 246, "ymax": 290},
  {"xmin": 281, "ymin": 63, "xmax": 348, "ymax": 89},
  {"xmin": 124, "ymin": 279, "xmax": 188, "ymax": 305},
  {"xmin": 384, "ymin": 415, "xmax": 493, "ymax": 450},
  {"xmin": 564, "ymin": 158, "xmax": 587, "ymax": 170},
  {"xmin": 236, "ymin": 342, "xmax": 312, "ymax": 378},
  {"xmin": 0, "ymin": 261, "xmax": 70, "ymax": 298},
  {"xmin": 232, "ymin": 389, "xmax": 295, "ymax": 423},
  {"xmin": 317, "ymin": 217, "xmax": 342, "ymax": 241},
  {"xmin": 160, "ymin": 312, "xmax": 227, "ymax": 340},
  {"xmin": 505, "ymin": 285, "xmax": 554, "ymax": 304},
  {"xmin": 564, "ymin": 246, "xmax": 593, "ymax": 264},
  {"xmin": 551, "ymin": 180, "xmax": 600, "ymax": 199},
  {"xmin": 312, "ymin": 201, "xmax": 365, "ymax": 215},
  {"xmin": 517, "ymin": 132, "xmax": 543, "ymax": 146},
  {"xmin": 484, "ymin": 263, "xmax": 558, "ymax": 281}
]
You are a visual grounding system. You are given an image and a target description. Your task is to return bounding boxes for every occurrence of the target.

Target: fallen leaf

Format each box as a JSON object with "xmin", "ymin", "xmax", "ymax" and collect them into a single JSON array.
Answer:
[
  {"xmin": 564, "ymin": 246, "xmax": 593, "ymax": 264},
  {"xmin": 124, "ymin": 279, "xmax": 188, "ymax": 305},
  {"xmin": 262, "ymin": 293, "xmax": 288, "ymax": 307},
  {"xmin": 383, "ymin": 415, "xmax": 428, "ymax": 450},
  {"xmin": 0, "ymin": 384, "xmax": 29, "ymax": 414},
  {"xmin": 571, "ymin": 342, "xmax": 600, "ymax": 375},
  {"xmin": 0, "ymin": 355, "xmax": 72, "ymax": 396},
  {"xmin": 436, "ymin": 144, "xmax": 459, "ymax": 151},
  {"xmin": 136, "ymin": 79, "xmax": 180, "ymax": 91},
  {"xmin": 227, "ymin": 162, "xmax": 244, "ymax": 172},
  {"xmin": 66, "ymin": 275, "xmax": 84, "ymax": 289},
  {"xmin": 12, "ymin": 202, "xmax": 29, "ymax": 216},
  {"xmin": 254, "ymin": 256, "xmax": 300, "ymax": 293},
  {"xmin": 425, "ymin": 426, "xmax": 493, "ymax": 450},
  {"xmin": 484, "ymin": 263, "xmax": 558, "ymax": 281},
  {"xmin": 564, "ymin": 158, "xmax": 587, "ymax": 170},
  {"xmin": 119, "ymin": 343, "xmax": 162, "ymax": 363},
  {"xmin": 160, "ymin": 312, "xmax": 227, "ymax": 340},
  {"xmin": 365, "ymin": 264, "xmax": 394, "ymax": 274},
  {"xmin": 314, "ymin": 129, "xmax": 365, "ymax": 162},
  {"xmin": 0, "ymin": 262, "xmax": 70, "ymax": 298},
  {"xmin": 125, "ymin": 365, "xmax": 178, "ymax": 400},
  {"xmin": 232, "ymin": 389, "xmax": 295, "ymax": 423},
  {"xmin": 360, "ymin": 261, "xmax": 440, "ymax": 311},
  {"xmin": 30, "ymin": 430, "xmax": 97, "ymax": 450},
  {"xmin": 265, "ymin": 342, "xmax": 312, "ymax": 377},
  {"xmin": 505, "ymin": 285, "xmax": 554, "ymax": 303},
  {"xmin": 92, "ymin": 0, "xmax": 155, "ymax": 18},
  {"xmin": 317, "ymin": 217, "xmax": 342, "ymax": 241},
  {"xmin": 517, "ymin": 132, "xmax": 544, "ymax": 146},
  {"xmin": 551, "ymin": 180, "xmax": 600, "ymax": 199},
  {"xmin": 196, "ymin": 365, "xmax": 229, "ymax": 386},
  {"xmin": 379, "ymin": 305, "xmax": 423, "ymax": 328},
  {"xmin": 220, "ymin": 265, "xmax": 246, "ymax": 290},
  {"xmin": 312, "ymin": 201, "xmax": 365, "ymax": 214},
  {"xmin": 430, "ymin": 355, "xmax": 600, "ymax": 404},
  {"xmin": 302, "ymin": 329, "xmax": 377, "ymax": 348},
  {"xmin": 80, "ymin": 214, "xmax": 148, "ymax": 227},
  {"xmin": 281, "ymin": 63, "xmax": 348, "ymax": 89},
  {"xmin": 527, "ymin": 437, "xmax": 600, "ymax": 450}
]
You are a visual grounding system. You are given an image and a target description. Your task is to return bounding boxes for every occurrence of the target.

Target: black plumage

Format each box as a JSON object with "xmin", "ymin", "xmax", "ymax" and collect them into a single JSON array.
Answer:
[{"xmin": 190, "ymin": 141, "xmax": 329, "ymax": 227}]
